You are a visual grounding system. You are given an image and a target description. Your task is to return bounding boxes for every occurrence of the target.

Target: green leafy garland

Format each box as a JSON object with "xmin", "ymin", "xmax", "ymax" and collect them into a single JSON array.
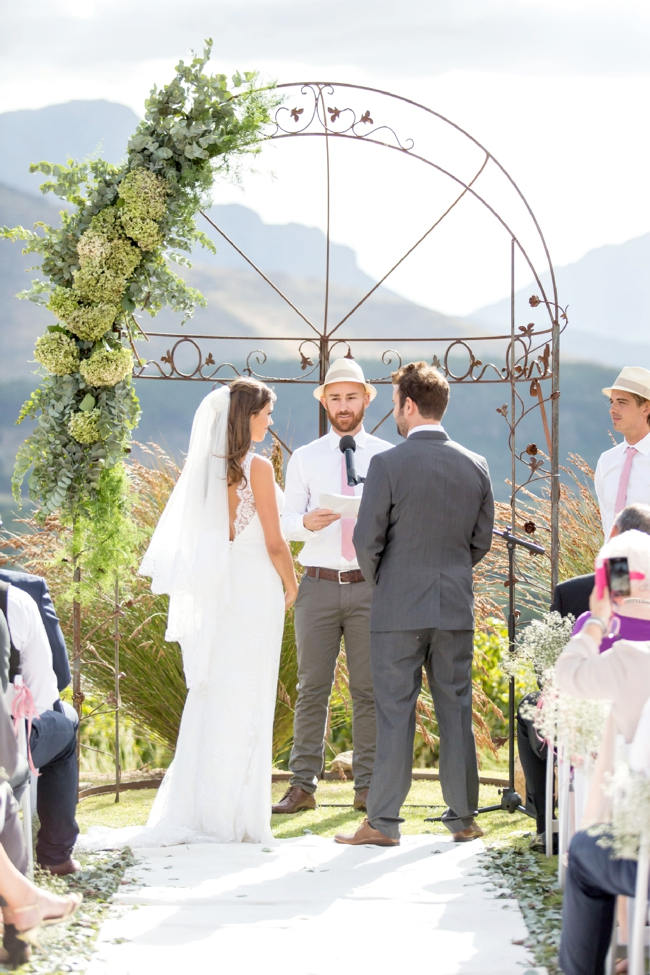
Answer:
[{"xmin": 2, "ymin": 41, "xmax": 276, "ymax": 584}]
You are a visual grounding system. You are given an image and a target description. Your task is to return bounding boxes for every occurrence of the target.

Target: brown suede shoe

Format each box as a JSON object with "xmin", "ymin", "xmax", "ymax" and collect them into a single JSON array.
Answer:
[
  {"xmin": 353, "ymin": 788, "xmax": 369, "ymax": 811},
  {"xmin": 271, "ymin": 785, "xmax": 316, "ymax": 814},
  {"xmin": 39, "ymin": 857, "xmax": 82, "ymax": 876},
  {"xmin": 335, "ymin": 818, "xmax": 399, "ymax": 846},
  {"xmin": 452, "ymin": 819, "xmax": 484, "ymax": 843}
]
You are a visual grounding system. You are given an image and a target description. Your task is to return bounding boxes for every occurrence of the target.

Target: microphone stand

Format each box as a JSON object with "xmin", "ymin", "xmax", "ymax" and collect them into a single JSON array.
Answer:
[
  {"xmin": 425, "ymin": 524, "xmax": 545, "ymax": 822},
  {"xmin": 477, "ymin": 526, "xmax": 545, "ymax": 817}
]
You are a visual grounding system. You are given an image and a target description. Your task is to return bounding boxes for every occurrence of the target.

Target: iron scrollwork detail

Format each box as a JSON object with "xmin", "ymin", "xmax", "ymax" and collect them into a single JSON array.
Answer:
[{"xmin": 269, "ymin": 83, "xmax": 415, "ymax": 152}]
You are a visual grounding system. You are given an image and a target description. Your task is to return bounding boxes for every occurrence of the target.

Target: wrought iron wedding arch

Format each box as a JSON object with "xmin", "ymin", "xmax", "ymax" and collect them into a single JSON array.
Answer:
[{"xmin": 134, "ymin": 80, "xmax": 564, "ymax": 585}]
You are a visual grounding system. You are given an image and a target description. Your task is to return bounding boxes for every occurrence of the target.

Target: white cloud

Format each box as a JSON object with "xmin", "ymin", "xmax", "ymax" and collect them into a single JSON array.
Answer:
[
  {"xmin": 1, "ymin": 0, "xmax": 649, "ymax": 314},
  {"xmin": 2, "ymin": 0, "xmax": 650, "ymax": 79}
]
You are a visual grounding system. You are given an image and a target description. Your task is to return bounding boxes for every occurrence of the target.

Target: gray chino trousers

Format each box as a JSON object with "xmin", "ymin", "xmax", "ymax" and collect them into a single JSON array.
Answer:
[
  {"xmin": 366, "ymin": 627, "xmax": 479, "ymax": 838},
  {"xmin": 289, "ymin": 574, "xmax": 375, "ymax": 793}
]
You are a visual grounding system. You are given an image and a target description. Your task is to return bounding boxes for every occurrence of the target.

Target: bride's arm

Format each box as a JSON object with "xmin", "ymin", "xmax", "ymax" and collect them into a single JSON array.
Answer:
[{"xmin": 250, "ymin": 456, "xmax": 299, "ymax": 609}]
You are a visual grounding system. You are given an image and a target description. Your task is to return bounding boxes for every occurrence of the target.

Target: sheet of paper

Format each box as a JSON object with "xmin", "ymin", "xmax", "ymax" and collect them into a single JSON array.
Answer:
[{"xmin": 319, "ymin": 492, "xmax": 362, "ymax": 518}]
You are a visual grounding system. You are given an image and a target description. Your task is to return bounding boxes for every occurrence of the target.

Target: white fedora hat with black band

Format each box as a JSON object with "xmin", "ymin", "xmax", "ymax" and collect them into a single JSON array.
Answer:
[
  {"xmin": 313, "ymin": 358, "xmax": 377, "ymax": 402},
  {"xmin": 602, "ymin": 366, "xmax": 650, "ymax": 400}
]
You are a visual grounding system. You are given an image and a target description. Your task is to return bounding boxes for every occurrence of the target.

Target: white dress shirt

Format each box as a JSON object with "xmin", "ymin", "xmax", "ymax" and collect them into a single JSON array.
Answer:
[
  {"xmin": 282, "ymin": 426, "xmax": 392, "ymax": 569},
  {"xmin": 594, "ymin": 430, "xmax": 650, "ymax": 538},
  {"xmin": 5, "ymin": 584, "xmax": 59, "ymax": 716},
  {"xmin": 408, "ymin": 423, "xmax": 445, "ymax": 436}
]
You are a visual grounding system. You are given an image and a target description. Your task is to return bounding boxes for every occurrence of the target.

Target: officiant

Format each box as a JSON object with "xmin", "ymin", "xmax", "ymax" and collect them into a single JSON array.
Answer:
[{"xmin": 274, "ymin": 359, "xmax": 391, "ymax": 814}]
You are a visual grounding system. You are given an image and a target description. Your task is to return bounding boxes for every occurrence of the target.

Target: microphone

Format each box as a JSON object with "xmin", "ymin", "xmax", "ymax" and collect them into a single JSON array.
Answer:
[{"xmin": 339, "ymin": 435, "xmax": 365, "ymax": 486}]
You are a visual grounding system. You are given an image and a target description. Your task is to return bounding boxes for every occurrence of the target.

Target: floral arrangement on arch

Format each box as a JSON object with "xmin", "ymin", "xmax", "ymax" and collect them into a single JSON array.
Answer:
[{"xmin": 2, "ymin": 41, "xmax": 277, "ymax": 579}]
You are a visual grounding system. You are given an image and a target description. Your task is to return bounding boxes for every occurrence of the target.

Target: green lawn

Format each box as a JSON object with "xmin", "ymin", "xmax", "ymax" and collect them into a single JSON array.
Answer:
[{"xmin": 77, "ymin": 779, "xmax": 534, "ymax": 843}]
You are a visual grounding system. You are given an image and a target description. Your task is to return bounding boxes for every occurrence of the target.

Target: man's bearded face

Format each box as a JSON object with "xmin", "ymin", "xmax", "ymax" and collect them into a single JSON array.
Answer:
[{"xmin": 322, "ymin": 382, "xmax": 369, "ymax": 435}]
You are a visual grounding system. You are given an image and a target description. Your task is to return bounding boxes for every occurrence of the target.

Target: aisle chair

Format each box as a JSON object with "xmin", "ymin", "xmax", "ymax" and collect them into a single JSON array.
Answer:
[
  {"xmin": 0, "ymin": 611, "xmax": 36, "ymax": 876},
  {"xmin": 13, "ymin": 713, "xmax": 34, "ymax": 876},
  {"xmin": 606, "ymin": 700, "xmax": 650, "ymax": 975}
]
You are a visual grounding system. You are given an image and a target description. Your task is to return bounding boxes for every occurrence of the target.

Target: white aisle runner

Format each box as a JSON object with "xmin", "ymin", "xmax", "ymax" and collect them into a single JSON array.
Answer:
[{"xmin": 86, "ymin": 835, "xmax": 546, "ymax": 975}]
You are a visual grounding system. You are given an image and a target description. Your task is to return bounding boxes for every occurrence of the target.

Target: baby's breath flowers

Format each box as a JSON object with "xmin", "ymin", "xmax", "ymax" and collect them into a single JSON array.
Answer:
[
  {"xmin": 503, "ymin": 610, "xmax": 575, "ymax": 683},
  {"xmin": 595, "ymin": 764, "xmax": 650, "ymax": 860},
  {"xmin": 33, "ymin": 331, "xmax": 80, "ymax": 375},
  {"xmin": 530, "ymin": 669, "xmax": 609, "ymax": 760}
]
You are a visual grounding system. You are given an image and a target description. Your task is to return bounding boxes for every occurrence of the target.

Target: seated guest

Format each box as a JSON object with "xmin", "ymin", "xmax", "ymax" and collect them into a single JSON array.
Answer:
[
  {"xmin": 0, "ymin": 560, "xmax": 71, "ymax": 693},
  {"xmin": 0, "ymin": 615, "xmax": 80, "ymax": 968},
  {"xmin": 517, "ymin": 503, "xmax": 650, "ymax": 850},
  {"xmin": 0, "ymin": 581, "xmax": 80, "ymax": 875},
  {"xmin": 0, "ymin": 612, "xmax": 29, "ymax": 875},
  {"xmin": 555, "ymin": 529, "xmax": 650, "ymax": 975}
]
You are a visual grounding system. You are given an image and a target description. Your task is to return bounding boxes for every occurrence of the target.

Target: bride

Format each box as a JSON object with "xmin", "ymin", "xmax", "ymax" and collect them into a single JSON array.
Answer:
[{"xmin": 82, "ymin": 379, "xmax": 298, "ymax": 848}]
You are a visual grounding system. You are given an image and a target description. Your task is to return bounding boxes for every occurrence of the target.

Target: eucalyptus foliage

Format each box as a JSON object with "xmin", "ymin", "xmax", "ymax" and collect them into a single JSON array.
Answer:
[{"xmin": 1, "ymin": 40, "xmax": 276, "ymax": 584}]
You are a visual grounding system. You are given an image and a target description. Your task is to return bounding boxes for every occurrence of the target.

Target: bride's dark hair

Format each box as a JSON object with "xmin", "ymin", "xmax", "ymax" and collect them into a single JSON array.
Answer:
[{"xmin": 226, "ymin": 378, "xmax": 275, "ymax": 486}]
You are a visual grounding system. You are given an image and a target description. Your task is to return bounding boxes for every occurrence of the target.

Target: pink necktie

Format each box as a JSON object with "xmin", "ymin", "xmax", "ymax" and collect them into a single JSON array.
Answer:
[
  {"xmin": 340, "ymin": 454, "xmax": 356, "ymax": 561},
  {"xmin": 614, "ymin": 445, "xmax": 638, "ymax": 517}
]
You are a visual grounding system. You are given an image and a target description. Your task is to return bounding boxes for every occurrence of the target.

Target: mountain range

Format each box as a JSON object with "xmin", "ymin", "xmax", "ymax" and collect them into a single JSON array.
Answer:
[
  {"xmin": 0, "ymin": 99, "xmax": 645, "ymax": 521},
  {"xmin": 1, "ymin": 98, "xmax": 649, "ymax": 372}
]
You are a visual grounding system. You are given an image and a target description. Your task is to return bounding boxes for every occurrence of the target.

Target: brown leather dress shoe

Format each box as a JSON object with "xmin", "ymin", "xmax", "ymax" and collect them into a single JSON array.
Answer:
[
  {"xmin": 271, "ymin": 785, "xmax": 316, "ymax": 814},
  {"xmin": 452, "ymin": 819, "xmax": 484, "ymax": 843},
  {"xmin": 335, "ymin": 818, "xmax": 399, "ymax": 846},
  {"xmin": 39, "ymin": 857, "xmax": 82, "ymax": 876},
  {"xmin": 353, "ymin": 789, "xmax": 369, "ymax": 811}
]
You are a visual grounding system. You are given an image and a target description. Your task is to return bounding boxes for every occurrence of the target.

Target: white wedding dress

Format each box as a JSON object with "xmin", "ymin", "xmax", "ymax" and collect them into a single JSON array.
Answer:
[{"xmin": 79, "ymin": 451, "xmax": 285, "ymax": 850}]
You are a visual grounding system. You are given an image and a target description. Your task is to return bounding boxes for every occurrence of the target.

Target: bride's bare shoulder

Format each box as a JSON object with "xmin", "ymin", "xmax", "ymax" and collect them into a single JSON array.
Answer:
[
  {"xmin": 249, "ymin": 454, "xmax": 275, "ymax": 491},
  {"xmin": 249, "ymin": 453, "xmax": 274, "ymax": 480}
]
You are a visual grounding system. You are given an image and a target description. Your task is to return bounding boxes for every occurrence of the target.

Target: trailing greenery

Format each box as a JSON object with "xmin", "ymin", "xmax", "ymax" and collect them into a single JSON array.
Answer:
[
  {"xmin": 17, "ymin": 850, "xmax": 137, "ymax": 975},
  {"xmin": 480, "ymin": 841, "xmax": 563, "ymax": 975},
  {"xmin": 1, "ymin": 40, "xmax": 276, "ymax": 586}
]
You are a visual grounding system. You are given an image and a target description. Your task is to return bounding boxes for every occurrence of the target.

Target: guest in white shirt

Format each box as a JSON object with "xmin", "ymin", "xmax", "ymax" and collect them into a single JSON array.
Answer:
[
  {"xmin": 274, "ymin": 358, "xmax": 392, "ymax": 813},
  {"xmin": 595, "ymin": 366, "xmax": 650, "ymax": 539},
  {"xmin": 0, "ymin": 581, "xmax": 80, "ymax": 875}
]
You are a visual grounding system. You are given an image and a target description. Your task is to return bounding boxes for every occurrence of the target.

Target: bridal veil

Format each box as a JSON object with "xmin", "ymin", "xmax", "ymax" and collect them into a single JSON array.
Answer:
[{"xmin": 139, "ymin": 385, "xmax": 231, "ymax": 688}]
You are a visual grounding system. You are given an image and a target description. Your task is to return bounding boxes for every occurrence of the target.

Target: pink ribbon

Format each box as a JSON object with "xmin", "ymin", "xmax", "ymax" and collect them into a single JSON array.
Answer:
[{"xmin": 12, "ymin": 676, "xmax": 40, "ymax": 776}]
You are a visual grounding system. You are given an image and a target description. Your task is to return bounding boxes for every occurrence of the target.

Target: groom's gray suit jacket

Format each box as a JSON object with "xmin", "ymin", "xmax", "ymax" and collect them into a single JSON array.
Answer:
[{"xmin": 353, "ymin": 430, "xmax": 494, "ymax": 632}]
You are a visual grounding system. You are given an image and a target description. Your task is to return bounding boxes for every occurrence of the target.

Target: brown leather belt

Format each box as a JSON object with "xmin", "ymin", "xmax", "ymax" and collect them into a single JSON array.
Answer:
[{"xmin": 305, "ymin": 566, "xmax": 365, "ymax": 584}]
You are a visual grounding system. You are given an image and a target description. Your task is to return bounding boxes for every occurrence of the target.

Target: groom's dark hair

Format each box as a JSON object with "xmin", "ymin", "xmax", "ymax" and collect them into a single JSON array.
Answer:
[{"xmin": 392, "ymin": 361, "xmax": 449, "ymax": 420}]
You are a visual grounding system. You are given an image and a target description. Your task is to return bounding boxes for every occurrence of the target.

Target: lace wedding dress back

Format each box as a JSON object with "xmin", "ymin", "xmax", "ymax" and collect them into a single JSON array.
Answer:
[{"xmin": 81, "ymin": 452, "xmax": 285, "ymax": 849}]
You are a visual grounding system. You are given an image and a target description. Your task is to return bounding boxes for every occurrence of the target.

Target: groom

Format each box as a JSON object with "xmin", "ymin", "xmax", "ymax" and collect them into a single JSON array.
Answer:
[{"xmin": 336, "ymin": 361, "xmax": 494, "ymax": 845}]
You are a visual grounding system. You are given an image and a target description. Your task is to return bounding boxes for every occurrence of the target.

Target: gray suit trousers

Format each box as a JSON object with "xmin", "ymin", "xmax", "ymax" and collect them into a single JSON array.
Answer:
[
  {"xmin": 289, "ymin": 575, "xmax": 375, "ymax": 792},
  {"xmin": 367, "ymin": 627, "xmax": 479, "ymax": 838}
]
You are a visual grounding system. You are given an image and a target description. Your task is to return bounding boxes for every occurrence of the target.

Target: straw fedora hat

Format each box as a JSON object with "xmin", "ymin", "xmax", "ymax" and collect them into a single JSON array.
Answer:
[
  {"xmin": 313, "ymin": 358, "xmax": 377, "ymax": 402},
  {"xmin": 602, "ymin": 366, "xmax": 650, "ymax": 400}
]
